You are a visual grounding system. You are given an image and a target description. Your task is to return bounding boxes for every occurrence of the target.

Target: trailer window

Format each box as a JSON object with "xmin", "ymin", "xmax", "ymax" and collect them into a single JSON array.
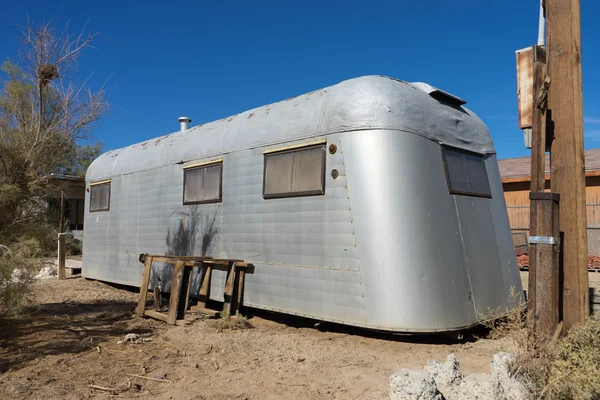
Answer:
[
  {"xmin": 263, "ymin": 144, "xmax": 326, "ymax": 199},
  {"xmin": 442, "ymin": 147, "xmax": 491, "ymax": 198},
  {"xmin": 183, "ymin": 161, "xmax": 222, "ymax": 204},
  {"xmin": 89, "ymin": 181, "xmax": 111, "ymax": 212}
]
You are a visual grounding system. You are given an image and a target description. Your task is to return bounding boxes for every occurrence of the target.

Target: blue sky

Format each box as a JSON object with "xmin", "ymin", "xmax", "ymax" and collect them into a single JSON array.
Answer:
[{"xmin": 1, "ymin": 0, "xmax": 599, "ymax": 160}]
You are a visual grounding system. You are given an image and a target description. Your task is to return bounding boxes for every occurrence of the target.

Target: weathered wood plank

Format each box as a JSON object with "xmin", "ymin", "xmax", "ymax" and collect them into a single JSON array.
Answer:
[
  {"xmin": 150, "ymin": 256, "xmax": 212, "ymax": 264},
  {"xmin": 222, "ymin": 262, "xmax": 237, "ymax": 315},
  {"xmin": 153, "ymin": 286, "xmax": 161, "ymax": 310},
  {"xmin": 188, "ymin": 305, "xmax": 219, "ymax": 316},
  {"xmin": 236, "ymin": 268, "xmax": 246, "ymax": 316},
  {"xmin": 178, "ymin": 265, "xmax": 194, "ymax": 319},
  {"xmin": 143, "ymin": 309, "xmax": 169, "ymax": 322},
  {"xmin": 197, "ymin": 263, "xmax": 212, "ymax": 308},
  {"xmin": 167, "ymin": 260, "xmax": 185, "ymax": 325},
  {"xmin": 202, "ymin": 259, "xmax": 245, "ymax": 266},
  {"xmin": 135, "ymin": 256, "xmax": 154, "ymax": 316}
]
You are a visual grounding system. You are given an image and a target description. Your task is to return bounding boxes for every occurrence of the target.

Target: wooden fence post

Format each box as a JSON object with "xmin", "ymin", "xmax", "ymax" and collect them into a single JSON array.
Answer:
[{"xmin": 57, "ymin": 234, "xmax": 66, "ymax": 280}]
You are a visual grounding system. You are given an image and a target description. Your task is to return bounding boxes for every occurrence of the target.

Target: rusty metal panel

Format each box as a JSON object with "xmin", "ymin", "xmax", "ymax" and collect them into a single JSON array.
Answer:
[{"xmin": 516, "ymin": 46, "xmax": 534, "ymax": 129}]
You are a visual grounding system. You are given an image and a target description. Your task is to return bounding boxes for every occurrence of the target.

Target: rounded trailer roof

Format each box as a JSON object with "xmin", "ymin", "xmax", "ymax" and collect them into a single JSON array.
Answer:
[{"xmin": 87, "ymin": 75, "xmax": 494, "ymax": 181}]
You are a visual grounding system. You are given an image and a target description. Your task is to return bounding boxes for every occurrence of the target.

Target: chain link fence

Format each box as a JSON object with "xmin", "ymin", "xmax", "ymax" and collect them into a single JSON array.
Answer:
[{"xmin": 507, "ymin": 204, "xmax": 600, "ymax": 257}]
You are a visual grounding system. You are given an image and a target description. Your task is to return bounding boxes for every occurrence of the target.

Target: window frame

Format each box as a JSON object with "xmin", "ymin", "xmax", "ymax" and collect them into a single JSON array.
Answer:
[
  {"xmin": 441, "ymin": 146, "xmax": 492, "ymax": 199},
  {"xmin": 89, "ymin": 180, "xmax": 111, "ymax": 213},
  {"xmin": 262, "ymin": 142, "xmax": 327, "ymax": 199},
  {"xmin": 182, "ymin": 160, "xmax": 224, "ymax": 205}
]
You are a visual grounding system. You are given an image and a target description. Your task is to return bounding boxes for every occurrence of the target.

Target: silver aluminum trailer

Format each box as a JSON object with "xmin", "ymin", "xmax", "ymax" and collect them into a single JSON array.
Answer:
[{"xmin": 83, "ymin": 75, "xmax": 522, "ymax": 333}]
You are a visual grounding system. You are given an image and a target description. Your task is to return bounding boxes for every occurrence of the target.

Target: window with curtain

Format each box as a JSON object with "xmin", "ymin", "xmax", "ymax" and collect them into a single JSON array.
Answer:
[
  {"xmin": 89, "ymin": 181, "xmax": 111, "ymax": 212},
  {"xmin": 183, "ymin": 162, "xmax": 223, "ymax": 204},
  {"xmin": 263, "ymin": 144, "xmax": 326, "ymax": 199}
]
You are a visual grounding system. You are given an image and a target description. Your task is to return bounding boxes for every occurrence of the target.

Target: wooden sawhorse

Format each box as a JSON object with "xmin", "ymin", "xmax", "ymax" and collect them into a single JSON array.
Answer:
[
  {"xmin": 189, "ymin": 259, "xmax": 250, "ymax": 317},
  {"xmin": 135, "ymin": 254, "xmax": 250, "ymax": 325}
]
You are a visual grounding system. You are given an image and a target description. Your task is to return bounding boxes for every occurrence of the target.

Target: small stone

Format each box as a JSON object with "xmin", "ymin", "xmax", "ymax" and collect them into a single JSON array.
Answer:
[{"xmin": 297, "ymin": 357, "xmax": 306, "ymax": 362}]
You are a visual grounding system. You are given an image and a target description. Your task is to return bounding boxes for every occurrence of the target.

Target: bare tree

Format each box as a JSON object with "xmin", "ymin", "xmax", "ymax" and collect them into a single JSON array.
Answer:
[
  {"xmin": 16, "ymin": 18, "xmax": 108, "ymax": 181},
  {"xmin": 0, "ymin": 17, "xmax": 109, "ymax": 239}
]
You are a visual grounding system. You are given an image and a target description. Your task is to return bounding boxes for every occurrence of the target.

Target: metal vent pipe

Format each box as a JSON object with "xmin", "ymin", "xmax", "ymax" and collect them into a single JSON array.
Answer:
[{"xmin": 178, "ymin": 116, "xmax": 192, "ymax": 132}]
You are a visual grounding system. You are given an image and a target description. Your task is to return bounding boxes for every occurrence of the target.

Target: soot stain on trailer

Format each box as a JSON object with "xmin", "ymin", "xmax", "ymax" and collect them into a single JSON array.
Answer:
[
  {"xmin": 151, "ymin": 206, "xmax": 220, "ymax": 289},
  {"xmin": 165, "ymin": 206, "xmax": 219, "ymax": 258}
]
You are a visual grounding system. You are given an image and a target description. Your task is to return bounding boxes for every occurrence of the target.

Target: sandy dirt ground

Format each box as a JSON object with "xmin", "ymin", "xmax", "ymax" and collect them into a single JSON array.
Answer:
[{"xmin": 0, "ymin": 277, "xmax": 514, "ymax": 400}]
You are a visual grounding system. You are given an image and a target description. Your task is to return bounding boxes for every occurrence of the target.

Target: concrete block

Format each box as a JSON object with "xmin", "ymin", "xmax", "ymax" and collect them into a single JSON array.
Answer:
[
  {"xmin": 425, "ymin": 354, "xmax": 462, "ymax": 398},
  {"xmin": 390, "ymin": 369, "xmax": 443, "ymax": 400},
  {"xmin": 390, "ymin": 353, "xmax": 528, "ymax": 400},
  {"xmin": 458, "ymin": 373, "xmax": 494, "ymax": 400},
  {"xmin": 491, "ymin": 352, "xmax": 527, "ymax": 400}
]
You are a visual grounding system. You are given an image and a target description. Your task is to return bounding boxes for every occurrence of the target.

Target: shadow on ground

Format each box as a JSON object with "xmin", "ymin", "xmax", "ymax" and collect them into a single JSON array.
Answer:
[
  {"xmin": 235, "ymin": 305, "xmax": 489, "ymax": 345},
  {"xmin": 0, "ymin": 300, "xmax": 154, "ymax": 373}
]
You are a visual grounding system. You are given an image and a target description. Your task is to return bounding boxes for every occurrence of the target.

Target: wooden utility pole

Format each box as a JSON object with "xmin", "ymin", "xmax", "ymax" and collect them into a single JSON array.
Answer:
[
  {"xmin": 546, "ymin": 0, "xmax": 589, "ymax": 328},
  {"xmin": 526, "ymin": 45, "xmax": 548, "ymax": 319},
  {"xmin": 525, "ymin": 44, "xmax": 560, "ymax": 337},
  {"xmin": 530, "ymin": 192, "xmax": 560, "ymax": 337}
]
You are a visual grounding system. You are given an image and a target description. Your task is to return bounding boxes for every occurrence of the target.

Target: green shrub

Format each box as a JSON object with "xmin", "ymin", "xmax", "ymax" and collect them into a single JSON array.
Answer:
[
  {"xmin": 214, "ymin": 311, "xmax": 253, "ymax": 331},
  {"xmin": 0, "ymin": 237, "xmax": 42, "ymax": 317},
  {"xmin": 479, "ymin": 287, "xmax": 600, "ymax": 399},
  {"xmin": 489, "ymin": 316, "xmax": 600, "ymax": 399},
  {"xmin": 543, "ymin": 318, "xmax": 600, "ymax": 399}
]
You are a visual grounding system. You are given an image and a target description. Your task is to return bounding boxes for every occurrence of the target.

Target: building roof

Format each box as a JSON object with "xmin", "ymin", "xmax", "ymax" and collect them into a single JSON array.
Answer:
[
  {"xmin": 86, "ymin": 75, "xmax": 494, "ymax": 182},
  {"xmin": 39, "ymin": 173, "xmax": 85, "ymax": 184},
  {"xmin": 498, "ymin": 148, "xmax": 600, "ymax": 180},
  {"xmin": 48, "ymin": 173, "xmax": 85, "ymax": 182}
]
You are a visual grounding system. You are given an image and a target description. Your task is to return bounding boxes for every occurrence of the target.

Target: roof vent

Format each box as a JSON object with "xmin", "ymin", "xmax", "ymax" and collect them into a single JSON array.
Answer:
[
  {"xmin": 410, "ymin": 82, "xmax": 467, "ymax": 106},
  {"xmin": 178, "ymin": 116, "xmax": 192, "ymax": 133}
]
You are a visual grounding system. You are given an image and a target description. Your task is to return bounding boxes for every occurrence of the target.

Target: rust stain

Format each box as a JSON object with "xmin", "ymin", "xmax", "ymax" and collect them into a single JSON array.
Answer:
[{"xmin": 247, "ymin": 113, "xmax": 255, "ymax": 119}]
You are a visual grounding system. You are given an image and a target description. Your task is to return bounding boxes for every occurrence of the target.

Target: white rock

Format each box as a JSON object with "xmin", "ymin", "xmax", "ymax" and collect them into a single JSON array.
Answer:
[
  {"xmin": 425, "ymin": 354, "xmax": 462, "ymax": 398},
  {"xmin": 390, "ymin": 369, "xmax": 443, "ymax": 400},
  {"xmin": 34, "ymin": 266, "xmax": 57, "ymax": 280},
  {"xmin": 458, "ymin": 373, "xmax": 494, "ymax": 400},
  {"xmin": 390, "ymin": 352, "xmax": 528, "ymax": 400},
  {"xmin": 491, "ymin": 352, "xmax": 528, "ymax": 400}
]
